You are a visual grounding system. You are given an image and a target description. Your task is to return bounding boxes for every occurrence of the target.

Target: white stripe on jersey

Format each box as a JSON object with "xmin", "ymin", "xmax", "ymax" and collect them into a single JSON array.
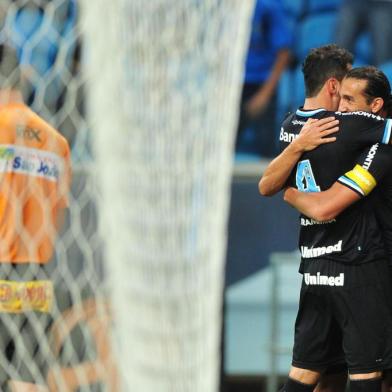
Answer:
[
  {"xmin": 382, "ymin": 119, "xmax": 392, "ymax": 144},
  {"xmin": 338, "ymin": 176, "xmax": 364, "ymax": 196}
]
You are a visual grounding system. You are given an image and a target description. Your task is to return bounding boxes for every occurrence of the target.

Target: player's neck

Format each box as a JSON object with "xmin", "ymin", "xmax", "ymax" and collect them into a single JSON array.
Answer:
[
  {"xmin": 304, "ymin": 86, "xmax": 337, "ymax": 111},
  {"xmin": 0, "ymin": 89, "xmax": 24, "ymax": 107},
  {"xmin": 303, "ymin": 95, "xmax": 332, "ymax": 111}
]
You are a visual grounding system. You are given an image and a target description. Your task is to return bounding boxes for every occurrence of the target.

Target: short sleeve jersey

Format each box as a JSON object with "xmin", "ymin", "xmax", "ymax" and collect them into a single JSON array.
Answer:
[
  {"xmin": 0, "ymin": 103, "xmax": 71, "ymax": 264},
  {"xmin": 280, "ymin": 108, "xmax": 392, "ymax": 264}
]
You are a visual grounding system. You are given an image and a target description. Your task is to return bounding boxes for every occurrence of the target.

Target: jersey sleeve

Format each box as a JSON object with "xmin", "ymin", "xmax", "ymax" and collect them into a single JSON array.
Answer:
[{"xmin": 337, "ymin": 143, "xmax": 392, "ymax": 196}]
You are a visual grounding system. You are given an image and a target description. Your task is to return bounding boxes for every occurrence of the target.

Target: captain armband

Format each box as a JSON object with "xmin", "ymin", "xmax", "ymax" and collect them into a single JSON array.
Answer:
[{"xmin": 339, "ymin": 164, "xmax": 377, "ymax": 196}]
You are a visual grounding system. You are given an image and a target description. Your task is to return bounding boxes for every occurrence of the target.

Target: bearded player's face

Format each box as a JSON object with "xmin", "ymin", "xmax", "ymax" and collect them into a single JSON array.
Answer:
[{"xmin": 338, "ymin": 77, "xmax": 374, "ymax": 113}]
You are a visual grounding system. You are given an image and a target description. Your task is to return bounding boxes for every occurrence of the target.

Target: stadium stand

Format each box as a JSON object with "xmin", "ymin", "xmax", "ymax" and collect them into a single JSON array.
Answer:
[
  {"xmin": 294, "ymin": 12, "xmax": 338, "ymax": 68},
  {"xmin": 306, "ymin": 0, "xmax": 342, "ymax": 13},
  {"xmin": 282, "ymin": 0, "xmax": 304, "ymax": 17},
  {"xmin": 276, "ymin": 65, "xmax": 305, "ymax": 125},
  {"xmin": 354, "ymin": 33, "xmax": 372, "ymax": 65},
  {"xmin": 379, "ymin": 60, "xmax": 392, "ymax": 83},
  {"xmin": 237, "ymin": 0, "xmax": 347, "ymax": 160}
]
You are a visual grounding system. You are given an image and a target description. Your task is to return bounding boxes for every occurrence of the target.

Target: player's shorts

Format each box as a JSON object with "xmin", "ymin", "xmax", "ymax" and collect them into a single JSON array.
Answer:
[
  {"xmin": 0, "ymin": 263, "xmax": 54, "ymax": 386},
  {"xmin": 292, "ymin": 258, "xmax": 392, "ymax": 374}
]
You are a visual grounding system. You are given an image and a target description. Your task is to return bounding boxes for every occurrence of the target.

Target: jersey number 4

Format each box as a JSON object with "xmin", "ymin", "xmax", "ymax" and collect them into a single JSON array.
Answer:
[{"xmin": 296, "ymin": 160, "xmax": 320, "ymax": 192}]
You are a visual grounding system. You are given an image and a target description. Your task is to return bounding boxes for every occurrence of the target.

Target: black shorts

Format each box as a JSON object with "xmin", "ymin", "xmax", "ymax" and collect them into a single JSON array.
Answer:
[
  {"xmin": 0, "ymin": 263, "xmax": 53, "ymax": 385},
  {"xmin": 292, "ymin": 258, "xmax": 392, "ymax": 374}
]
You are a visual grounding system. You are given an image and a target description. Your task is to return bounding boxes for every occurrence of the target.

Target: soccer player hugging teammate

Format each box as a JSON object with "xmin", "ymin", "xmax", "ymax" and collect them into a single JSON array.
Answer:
[
  {"xmin": 259, "ymin": 45, "xmax": 392, "ymax": 392},
  {"xmin": 284, "ymin": 66, "xmax": 392, "ymax": 392}
]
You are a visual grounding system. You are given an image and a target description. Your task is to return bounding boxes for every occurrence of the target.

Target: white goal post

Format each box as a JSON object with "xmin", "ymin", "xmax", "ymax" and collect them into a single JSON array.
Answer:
[{"xmin": 81, "ymin": 1, "xmax": 255, "ymax": 390}]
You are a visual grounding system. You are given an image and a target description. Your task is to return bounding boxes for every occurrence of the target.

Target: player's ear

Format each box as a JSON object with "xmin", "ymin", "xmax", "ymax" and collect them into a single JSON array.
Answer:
[
  {"xmin": 370, "ymin": 97, "xmax": 384, "ymax": 114},
  {"xmin": 327, "ymin": 78, "xmax": 340, "ymax": 96}
]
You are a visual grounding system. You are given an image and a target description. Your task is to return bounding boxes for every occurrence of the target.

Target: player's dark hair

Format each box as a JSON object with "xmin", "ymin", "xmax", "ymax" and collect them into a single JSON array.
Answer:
[
  {"xmin": 302, "ymin": 44, "xmax": 353, "ymax": 98},
  {"xmin": 0, "ymin": 44, "xmax": 21, "ymax": 91},
  {"xmin": 346, "ymin": 66, "xmax": 392, "ymax": 117}
]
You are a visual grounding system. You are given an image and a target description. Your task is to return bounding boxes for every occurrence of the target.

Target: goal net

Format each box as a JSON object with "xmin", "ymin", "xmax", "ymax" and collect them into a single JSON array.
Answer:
[{"xmin": 0, "ymin": 0, "xmax": 254, "ymax": 391}]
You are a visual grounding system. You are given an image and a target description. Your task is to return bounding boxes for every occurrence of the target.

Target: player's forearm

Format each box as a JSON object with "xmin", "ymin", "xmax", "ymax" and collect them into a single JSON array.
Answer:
[
  {"xmin": 284, "ymin": 184, "xmax": 361, "ymax": 221},
  {"xmin": 258, "ymin": 142, "xmax": 302, "ymax": 196},
  {"xmin": 283, "ymin": 188, "xmax": 329, "ymax": 220}
]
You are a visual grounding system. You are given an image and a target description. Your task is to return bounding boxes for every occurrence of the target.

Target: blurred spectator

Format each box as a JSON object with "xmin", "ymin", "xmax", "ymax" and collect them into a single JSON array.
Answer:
[
  {"xmin": 335, "ymin": 0, "xmax": 392, "ymax": 66},
  {"xmin": 236, "ymin": 0, "xmax": 292, "ymax": 158}
]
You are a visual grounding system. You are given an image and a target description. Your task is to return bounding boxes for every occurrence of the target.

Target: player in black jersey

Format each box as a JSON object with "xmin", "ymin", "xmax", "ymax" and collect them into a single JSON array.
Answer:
[
  {"xmin": 284, "ymin": 66, "xmax": 392, "ymax": 392},
  {"xmin": 283, "ymin": 67, "xmax": 392, "ymax": 220},
  {"xmin": 260, "ymin": 46, "xmax": 392, "ymax": 392},
  {"xmin": 283, "ymin": 67, "xmax": 392, "ymax": 226}
]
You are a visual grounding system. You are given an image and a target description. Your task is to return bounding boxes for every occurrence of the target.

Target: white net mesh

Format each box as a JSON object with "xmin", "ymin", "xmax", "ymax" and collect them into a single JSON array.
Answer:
[
  {"xmin": 0, "ymin": 0, "xmax": 254, "ymax": 391},
  {"xmin": 82, "ymin": 0, "xmax": 255, "ymax": 390},
  {"xmin": 0, "ymin": 1, "xmax": 108, "ymax": 391}
]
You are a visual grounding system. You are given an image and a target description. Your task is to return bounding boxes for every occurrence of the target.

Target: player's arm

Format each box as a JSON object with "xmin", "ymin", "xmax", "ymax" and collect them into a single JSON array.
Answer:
[
  {"xmin": 283, "ymin": 183, "xmax": 360, "ymax": 221},
  {"xmin": 259, "ymin": 117, "xmax": 339, "ymax": 196},
  {"xmin": 284, "ymin": 144, "xmax": 392, "ymax": 221}
]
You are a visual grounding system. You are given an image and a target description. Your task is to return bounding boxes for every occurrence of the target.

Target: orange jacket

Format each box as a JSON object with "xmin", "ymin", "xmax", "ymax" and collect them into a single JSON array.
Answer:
[{"xmin": 0, "ymin": 103, "xmax": 71, "ymax": 263}]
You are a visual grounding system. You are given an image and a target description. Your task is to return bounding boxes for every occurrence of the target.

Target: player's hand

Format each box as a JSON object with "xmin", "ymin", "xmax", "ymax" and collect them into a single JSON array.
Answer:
[
  {"xmin": 284, "ymin": 187, "xmax": 299, "ymax": 201},
  {"xmin": 292, "ymin": 117, "xmax": 339, "ymax": 152}
]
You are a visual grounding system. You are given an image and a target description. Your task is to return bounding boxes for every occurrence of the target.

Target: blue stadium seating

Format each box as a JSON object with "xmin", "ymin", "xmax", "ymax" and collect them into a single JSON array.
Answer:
[
  {"xmin": 295, "ymin": 12, "xmax": 338, "ymax": 62},
  {"xmin": 292, "ymin": 65, "xmax": 306, "ymax": 110},
  {"xmin": 239, "ymin": 0, "xmax": 376, "ymax": 160},
  {"xmin": 276, "ymin": 70, "xmax": 292, "ymax": 123},
  {"xmin": 282, "ymin": 0, "xmax": 305, "ymax": 18},
  {"xmin": 277, "ymin": 66, "xmax": 305, "ymax": 124},
  {"xmin": 354, "ymin": 33, "xmax": 372, "ymax": 65},
  {"xmin": 305, "ymin": 0, "xmax": 342, "ymax": 13},
  {"xmin": 281, "ymin": 0, "xmax": 304, "ymax": 44},
  {"xmin": 379, "ymin": 60, "xmax": 392, "ymax": 83}
]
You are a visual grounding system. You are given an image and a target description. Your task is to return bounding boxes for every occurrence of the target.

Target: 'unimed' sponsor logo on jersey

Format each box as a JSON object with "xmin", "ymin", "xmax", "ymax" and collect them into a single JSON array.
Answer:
[
  {"xmin": 304, "ymin": 272, "xmax": 344, "ymax": 286},
  {"xmin": 301, "ymin": 240, "xmax": 342, "ymax": 258},
  {"xmin": 363, "ymin": 143, "xmax": 379, "ymax": 170},
  {"xmin": 279, "ymin": 127, "xmax": 298, "ymax": 142}
]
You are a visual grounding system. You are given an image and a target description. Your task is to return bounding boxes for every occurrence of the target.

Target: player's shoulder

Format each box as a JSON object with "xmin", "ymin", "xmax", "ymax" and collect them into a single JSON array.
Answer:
[
  {"xmin": 28, "ymin": 108, "xmax": 70, "ymax": 156},
  {"xmin": 281, "ymin": 111, "xmax": 295, "ymax": 126},
  {"xmin": 334, "ymin": 111, "xmax": 386, "ymax": 125},
  {"xmin": 0, "ymin": 102, "xmax": 29, "ymax": 123},
  {"xmin": 29, "ymin": 108, "xmax": 63, "ymax": 137}
]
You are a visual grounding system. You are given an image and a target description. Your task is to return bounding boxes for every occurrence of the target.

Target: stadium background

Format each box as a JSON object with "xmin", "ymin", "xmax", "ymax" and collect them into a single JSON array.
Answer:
[
  {"xmin": 228, "ymin": 0, "xmax": 392, "ymax": 390},
  {"xmin": 1, "ymin": 0, "xmax": 390, "ymax": 391}
]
